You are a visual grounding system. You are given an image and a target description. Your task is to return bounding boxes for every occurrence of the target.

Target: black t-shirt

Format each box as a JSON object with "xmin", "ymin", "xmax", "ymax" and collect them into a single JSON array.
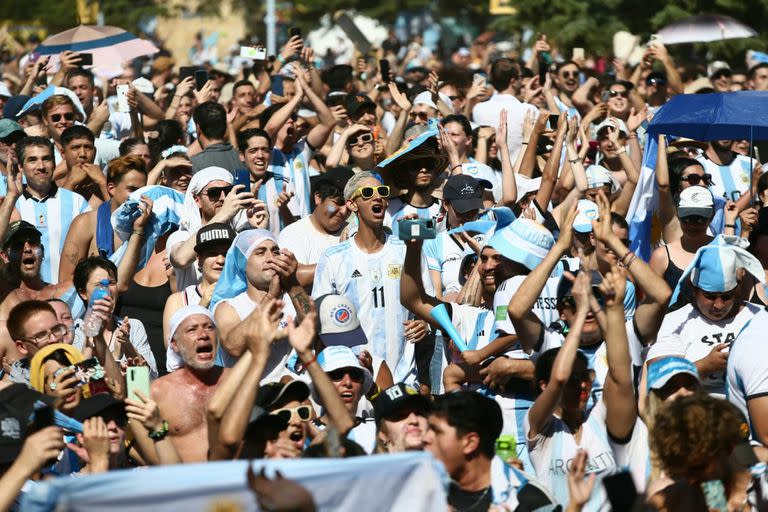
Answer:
[{"xmin": 448, "ymin": 483, "xmax": 492, "ymax": 512}]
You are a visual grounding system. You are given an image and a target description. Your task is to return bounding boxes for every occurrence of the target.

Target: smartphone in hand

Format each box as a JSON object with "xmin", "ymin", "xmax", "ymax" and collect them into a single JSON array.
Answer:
[
  {"xmin": 77, "ymin": 53, "xmax": 93, "ymax": 66},
  {"xmin": 126, "ymin": 366, "xmax": 151, "ymax": 402},
  {"xmin": 116, "ymin": 84, "xmax": 130, "ymax": 113},
  {"xmin": 194, "ymin": 69, "xmax": 209, "ymax": 91},
  {"xmin": 235, "ymin": 169, "xmax": 251, "ymax": 193}
]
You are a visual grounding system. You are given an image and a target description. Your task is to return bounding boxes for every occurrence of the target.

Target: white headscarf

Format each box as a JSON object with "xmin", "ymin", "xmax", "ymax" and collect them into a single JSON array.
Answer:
[
  {"xmin": 165, "ymin": 305, "xmax": 216, "ymax": 372},
  {"xmin": 179, "ymin": 167, "xmax": 233, "ymax": 232}
]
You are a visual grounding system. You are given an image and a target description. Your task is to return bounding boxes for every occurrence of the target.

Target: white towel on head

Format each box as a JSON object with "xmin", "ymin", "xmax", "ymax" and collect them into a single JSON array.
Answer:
[{"xmin": 180, "ymin": 167, "xmax": 233, "ymax": 232}]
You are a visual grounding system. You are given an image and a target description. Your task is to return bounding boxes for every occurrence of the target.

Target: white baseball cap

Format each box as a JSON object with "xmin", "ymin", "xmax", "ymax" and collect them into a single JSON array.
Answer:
[
  {"xmin": 677, "ymin": 185, "xmax": 714, "ymax": 219},
  {"xmin": 315, "ymin": 294, "xmax": 367, "ymax": 348}
]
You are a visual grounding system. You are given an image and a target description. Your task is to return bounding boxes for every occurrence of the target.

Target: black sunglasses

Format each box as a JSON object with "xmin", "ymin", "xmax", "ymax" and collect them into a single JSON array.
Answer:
[
  {"xmin": 409, "ymin": 112, "xmax": 429, "ymax": 120},
  {"xmin": 608, "ymin": 90, "xmax": 629, "ymax": 98},
  {"xmin": 51, "ymin": 112, "xmax": 76, "ymax": 122},
  {"xmin": 647, "ymin": 78, "xmax": 666, "ymax": 86},
  {"xmin": 680, "ymin": 173, "xmax": 712, "ymax": 186},
  {"xmin": 327, "ymin": 368, "xmax": 364, "ymax": 383},
  {"xmin": 203, "ymin": 185, "xmax": 233, "ymax": 199},
  {"xmin": 680, "ymin": 215, "xmax": 709, "ymax": 224},
  {"xmin": 561, "ymin": 71, "xmax": 578, "ymax": 79}
]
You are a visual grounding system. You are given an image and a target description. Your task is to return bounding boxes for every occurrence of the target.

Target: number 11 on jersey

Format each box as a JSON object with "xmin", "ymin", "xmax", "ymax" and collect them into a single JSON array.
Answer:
[{"xmin": 372, "ymin": 286, "xmax": 385, "ymax": 308}]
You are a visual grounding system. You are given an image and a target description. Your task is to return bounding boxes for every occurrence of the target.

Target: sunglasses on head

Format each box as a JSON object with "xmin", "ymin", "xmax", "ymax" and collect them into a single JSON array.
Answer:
[
  {"xmin": 680, "ymin": 173, "xmax": 712, "ymax": 186},
  {"xmin": 347, "ymin": 132, "xmax": 374, "ymax": 146},
  {"xmin": 351, "ymin": 185, "xmax": 390, "ymax": 201},
  {"xmin": 409, "ymin": 112, "xmax": 430, "ymax": 121},
  {"xmin": 270, "ymin": 404, "xmax": 312, "ymax": 423},
  {"xmin": 608, "ymin": 90, "xmax": 629, "ymax": 98},
  {"xmin": 203, "ymin": 185, "xmax": 233, "ymax": 199},
  {"xmin": 327, "ymin": 368, "xmax": 364, "ymax": 383},
  {"xmin": 51, "ymin": 112, "xmax": 75, "ymax": 122}
]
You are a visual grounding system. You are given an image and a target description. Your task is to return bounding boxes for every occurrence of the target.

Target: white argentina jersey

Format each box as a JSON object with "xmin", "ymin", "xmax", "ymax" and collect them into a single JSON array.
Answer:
[
  {"xmin": 16, "ymin": 186, "xmax": 90, "ymax": 283},
  {"xmin": 312, "ymin": 235, "xmax": 413, "ymax": 382},
  {"xmin": 697, "ymin": 153, "xmax": 754, "ymax": 202}
]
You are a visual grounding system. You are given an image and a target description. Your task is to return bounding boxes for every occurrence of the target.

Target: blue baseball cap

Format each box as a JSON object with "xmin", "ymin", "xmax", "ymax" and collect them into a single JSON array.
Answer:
[
  {"xmin": 486, "ymin": 218, "xmax": 554, "ymax": 271},
  {"xmin": 647, "ymin": 356, "xmax": 699, "ymax": 392}
]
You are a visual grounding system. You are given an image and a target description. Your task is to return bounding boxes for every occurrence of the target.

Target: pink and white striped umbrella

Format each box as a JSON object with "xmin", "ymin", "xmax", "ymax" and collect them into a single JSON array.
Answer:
[{"xmin": 35, "ymin": 25, "xmax": 159, "ymax": 78}]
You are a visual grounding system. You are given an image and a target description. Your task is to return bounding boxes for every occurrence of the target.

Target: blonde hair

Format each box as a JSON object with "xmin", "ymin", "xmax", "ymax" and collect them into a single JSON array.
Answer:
[{"xmin": 41, "ymin": 95, "xmax": 81, "ymax": 121}]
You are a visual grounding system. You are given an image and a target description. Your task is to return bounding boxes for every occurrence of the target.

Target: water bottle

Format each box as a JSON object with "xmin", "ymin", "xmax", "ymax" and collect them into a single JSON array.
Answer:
[{"xmin": 83, "ymin": 279, "xmax": 111, "ymax": 337}]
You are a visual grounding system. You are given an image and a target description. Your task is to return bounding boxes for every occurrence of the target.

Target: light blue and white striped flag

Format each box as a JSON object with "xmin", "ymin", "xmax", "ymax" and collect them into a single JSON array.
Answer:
[{"xmin": 627, "ymin": 134, "xmax": 659, "ymax": 261}]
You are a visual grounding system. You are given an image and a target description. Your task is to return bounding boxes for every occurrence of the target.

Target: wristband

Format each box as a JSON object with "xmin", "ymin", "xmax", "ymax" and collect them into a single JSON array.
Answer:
[
  {"xmin": 725, "ymin": 223, "xmax": 737, "ymax": 228},
  {"xmin": 521, "ymin": 142, "xmax": 529, "ymax": 145},
  {"xmin": 303, "ymin": 352, "xmax": 318, "ymax": 369},
  {"xmin": 148, "ymin": 420, "xmax": 169, "ymax": 441},
  {"xmin": 277, "ymin": 54, "xmax": 287, "ymax": 64},
  {"xmin": 568, "ymin": 158, "xmax": 580, "ymax": 164},
  {"xmin": 132, "ymin": 230, "xmax": 145, "ymax": 237},
  {"xmin": 451, "ymin": 164, "xmax": 463, "ymax": 173}
]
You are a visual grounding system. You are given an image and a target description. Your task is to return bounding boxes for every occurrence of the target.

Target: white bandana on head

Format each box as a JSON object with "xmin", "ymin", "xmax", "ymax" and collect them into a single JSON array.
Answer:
[{"xmin": 180, "ymin": 166, "xmax": 233, "ymax": 232}]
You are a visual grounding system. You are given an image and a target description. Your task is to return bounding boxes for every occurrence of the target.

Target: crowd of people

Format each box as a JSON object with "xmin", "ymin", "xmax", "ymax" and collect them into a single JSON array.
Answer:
[{"xmin": 1, "ymin": 23, "xmax": 768, "ymax": 511}]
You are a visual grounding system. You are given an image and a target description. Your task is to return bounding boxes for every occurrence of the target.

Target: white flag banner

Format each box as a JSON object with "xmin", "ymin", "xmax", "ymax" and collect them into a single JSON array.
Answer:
[{"xmin": 22, "ymin": 453, "xmax": 448, "ymax": 512}]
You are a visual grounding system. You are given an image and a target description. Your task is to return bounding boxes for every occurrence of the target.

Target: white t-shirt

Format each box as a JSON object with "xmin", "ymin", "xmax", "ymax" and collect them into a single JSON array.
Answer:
[
  {"xmin": 726, "ymin": 310, "xmax": 768, "ymax": 442},
  {"xmin": 472, "ymin": 92, "xmax": 537, "ymax": 164},
  {"xmin": 423, "ymin": 231, "xmax": 485, "ymax": 295},
  {"xmin": 493, "ymin": 275, "xmax": 561, "ymax": 337},
  {"xmin": 384, "ymin": 197, "xmax": 443, "ymax": 233},
  {"xmin": 524, "ymin": 399, "xmax": 645, "ymax": 511},
  {"xmin": 649, "ymin": 302, "xmax": 762, "ymax": 398},
  {"xmin": 213, "ymin": 291, "xmax": 296, "ymax": 382},
  {"xmin": 277, "ymin": 216, "xmax": 344, "ymax": 265}
]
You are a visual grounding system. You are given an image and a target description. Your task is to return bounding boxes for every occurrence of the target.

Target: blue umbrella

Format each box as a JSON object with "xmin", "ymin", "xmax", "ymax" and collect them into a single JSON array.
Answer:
[
  {"xmin": 648, "ymin": 91, "xmax": 768, "ymax": 203},
  {"xmin": 647, "ymin": 91, "xmax": 768, "ymax": 140}
]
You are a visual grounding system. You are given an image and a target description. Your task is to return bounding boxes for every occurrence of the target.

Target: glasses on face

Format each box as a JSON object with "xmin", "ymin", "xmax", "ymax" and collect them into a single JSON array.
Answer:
[
  {"xmin": 270, "ymin": 404, "xmax": 313, "ymax": 423},
  {"xmin": 386, "ymin": 405, "xmax": 426, "ymax": 422},
  {"xmin": 203, "ymin": 185, "xmax": 233, "ymax": 200},
  {"xmin": 608, "ymin": 90, "xmax": 629, "ymax": 98},
  {"xmin": 50, "ymin": 112, "xmax": 76, "ymax": 123},
  {"xmin": 409, "ymin": 112, "xmax": 430, "ymax": 121},
  {"xmin": 561, "ymin": 71, "xmax": 578, "ymax": 79},
  {"xmin": 647, "ymin": 78, "xmax": 666, "ymax": 87},
  {"xmin": 347, "ymin": 132, "xmax": 374, "ymax": 146},
  {"xmin": 351, "ymin": 185, "xmax": 390, "ymax": 201},
  {"xmin": 22, "ymin": 323, "xmax": 68, "ymax": 346},
  {"xmin": 327, "ymin": 368, "xmax": 364, "ymax": 383},
  {"xmin": 680, "ymin": 215, "xmax": 709, "ymax": 225},
  {"xmin": 680, "ymin": 173, "xmax": 712, "ymax": 186}
]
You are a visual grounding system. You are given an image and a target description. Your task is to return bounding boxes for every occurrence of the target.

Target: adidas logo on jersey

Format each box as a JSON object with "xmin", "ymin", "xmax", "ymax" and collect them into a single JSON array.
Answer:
[{"xmin": 351, "ymin": 270, "xmax": 363, "ymax": 278}]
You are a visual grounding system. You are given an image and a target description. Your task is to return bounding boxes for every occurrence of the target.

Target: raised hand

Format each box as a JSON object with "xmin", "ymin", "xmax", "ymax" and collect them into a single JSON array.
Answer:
[
  {"xmin": 286, "ymin": 301, "xmax": 318, "ymax": 356},
  {"xmin": 125, "ymin": 390, "xmax": 164, "ymax": 432}
]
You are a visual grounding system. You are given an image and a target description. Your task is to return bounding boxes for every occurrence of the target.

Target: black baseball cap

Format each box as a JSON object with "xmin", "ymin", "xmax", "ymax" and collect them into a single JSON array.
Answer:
[
  {"xmin": 3, "ymin": 220, "xmax": 41, "ymax": 249},
  {"xmin": 0, "ymin": 384, "xmax": 54, "ymax": 464},
  {"xmin": 256, "ymin": 380, "xmax": 310, "ymax": 411},
  {"xmin": 310, "ymin": 166, "xmax": 354, "ymax": 196},
  {"xmin": 442, "ymin": 175, "xmax": 492, "ymax": 213},
  {"xmin": 345, "ymin": 93, "xmax": 376, "ymax": 117},
  {"xmin": 194, "ymin": 223, "xmax": 236, "ymax": 254},
  {"xmin": 372, "ymin": 383, "xmax": 432, "ymax": 424},
  {"xmin": 70, "ymin": 393, "xmax": 127, "ymax": 423}
]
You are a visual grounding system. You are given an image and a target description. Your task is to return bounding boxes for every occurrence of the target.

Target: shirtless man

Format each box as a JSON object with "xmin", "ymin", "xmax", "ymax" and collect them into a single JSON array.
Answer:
[
  {"xmin": 151, "ymin": 306, "xmax": 229, "ymax": 462},
  {"xmin": 0, "ymin": 221, "xmax": 71, "ymax": 365},
  {"xmin": 58, "ymin": 155, "xmax": 149, "ymax": 283}
]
